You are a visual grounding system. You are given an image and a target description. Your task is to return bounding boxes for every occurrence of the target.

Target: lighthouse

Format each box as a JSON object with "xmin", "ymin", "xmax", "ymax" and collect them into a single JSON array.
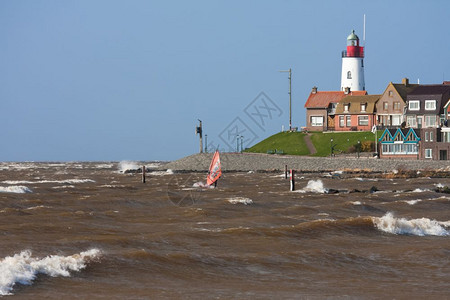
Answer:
[{"xmin": 340, "ymin": 30, "xmax": 365, "ymax": 91}]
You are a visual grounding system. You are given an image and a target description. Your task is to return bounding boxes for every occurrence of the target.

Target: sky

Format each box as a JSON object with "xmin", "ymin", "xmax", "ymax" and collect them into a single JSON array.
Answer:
[{"xmin": 1, "ymin": 0, "xmax": 449, "ymax": 162}]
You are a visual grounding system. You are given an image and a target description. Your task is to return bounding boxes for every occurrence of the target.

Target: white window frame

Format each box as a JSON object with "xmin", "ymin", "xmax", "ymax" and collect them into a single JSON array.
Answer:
[
  {"xmin": 425, "ymin": 132, "xmax": 429, "ymax": 142},
  {"xmin": 361, "ymin": 103, "xmax": 366, "ymax": 112},
  {"xmin": 430, "ymin": 131, "xmax": 433, "ymax": 142},
  {"xmin": 425, "ymin": 149, "xmax": 432, "ymax": 159},
  {"xmin": 425, "ymin": 100, "xmax": 436, "ymax": 110},
  {"xmin": 339, "ymin": 116, "xmax": 344, "ymax": 127},
  {"xmin": 392, "ymin": 115, "xmax": 401, "ymax": 126},
  {"xmin": 409, "ymin": 100, "xmax": 420, "ymax": 111},
  {"xmin": 425, "ymin": 115, "xmax": 436, "ymax": 127},
  {"xmin": 358, "ymin": 115, "xmax": 369, "ymax": 126},
  {"xmin": 344, "ymin": 104, "xmax": 349, "ymax": 112},
  {"xmin": 311, "ymin": 116, "xmax": 324, "ymax": 127},
  {"xmin": 407, "ymin": 115, "xmax": 417, "ymax": 127},
  {"xmin": 346, "ymin": 115, "xmax": 351, "ymax": 127}
]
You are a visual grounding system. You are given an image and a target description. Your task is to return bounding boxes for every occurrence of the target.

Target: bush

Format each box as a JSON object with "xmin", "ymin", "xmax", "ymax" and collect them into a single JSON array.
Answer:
[{"xmin": 361, "ymin": 141, "xmax": 374, "ymax": 152}]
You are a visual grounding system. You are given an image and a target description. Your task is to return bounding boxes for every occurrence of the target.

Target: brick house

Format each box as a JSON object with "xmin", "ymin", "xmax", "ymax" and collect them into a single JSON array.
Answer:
[
  {"xmin": 376, "ymin": 78, "xmax": 418, "ymax": 128},
  {"xmin": 304, "ymin": 87, "xmax": 367, "ymax": 131},
  {"xmin": 334, "ymin": 94, "xmax": 381, "ymax": 131}
]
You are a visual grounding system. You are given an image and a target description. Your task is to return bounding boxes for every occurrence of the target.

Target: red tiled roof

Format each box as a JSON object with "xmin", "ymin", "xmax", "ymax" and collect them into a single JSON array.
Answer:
[{"xmin": 304, "ymin": 90, "xmax": 367, "ymax": 108}]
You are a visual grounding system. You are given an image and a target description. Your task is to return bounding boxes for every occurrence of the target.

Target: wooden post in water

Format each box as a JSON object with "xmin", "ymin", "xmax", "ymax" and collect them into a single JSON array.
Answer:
[
  {"xmin": 285, "ymin": 165, "xmax": 288, "ymax": 179},
  {"xmin": 290, "ymin": 169, "xmax": 295, "ymax": 191},
  {"xmin": 142, "ymin": 165, "xmax": 146, "ymax": 183}
]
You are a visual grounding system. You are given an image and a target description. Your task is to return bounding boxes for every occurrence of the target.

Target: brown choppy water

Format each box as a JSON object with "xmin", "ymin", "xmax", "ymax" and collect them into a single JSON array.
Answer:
[{"xmin": 0, "ymin": 162, "xmax": 449, "ymax": 299}]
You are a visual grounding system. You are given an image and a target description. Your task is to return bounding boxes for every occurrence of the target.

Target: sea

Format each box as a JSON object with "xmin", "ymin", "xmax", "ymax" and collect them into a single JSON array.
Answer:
[{"xmin": 0, "ymin": 161, "xmax": 449, "ymax": 299}]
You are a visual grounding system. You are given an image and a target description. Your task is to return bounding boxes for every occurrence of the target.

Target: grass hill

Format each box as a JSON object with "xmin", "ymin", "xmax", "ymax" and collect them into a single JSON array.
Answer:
[{"xmin": 245, "ymin": 131, "xmax": 381, "ymax": 156}]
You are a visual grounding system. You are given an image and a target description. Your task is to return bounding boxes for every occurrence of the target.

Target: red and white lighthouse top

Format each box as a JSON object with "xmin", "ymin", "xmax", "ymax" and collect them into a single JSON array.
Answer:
[{"xmin": 343, "ymin": 30, "xmax": 364, "ymax": 58}]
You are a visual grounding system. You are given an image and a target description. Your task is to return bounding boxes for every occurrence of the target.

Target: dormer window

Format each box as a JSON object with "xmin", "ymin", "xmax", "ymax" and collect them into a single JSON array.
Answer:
[
  {"xmin": 344, "ymin": 104, "xmax": 349, "ymax": 112},
  {"xmin": 409, "ymin": 100, "xmax": 420, "ymax": 111},
  {"xmin": 425, "ymin": 100, "xmax": 436, "ymax": 110},
  {"xmin": 360, "ymin": 103, "xmax": 366, "ymax": 112}
]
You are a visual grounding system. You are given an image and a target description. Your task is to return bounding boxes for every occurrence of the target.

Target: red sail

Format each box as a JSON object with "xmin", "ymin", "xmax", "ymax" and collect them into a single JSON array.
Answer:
[{"xmin": 207, "ymin": 151, "xmax": 222, "ymax": 185}]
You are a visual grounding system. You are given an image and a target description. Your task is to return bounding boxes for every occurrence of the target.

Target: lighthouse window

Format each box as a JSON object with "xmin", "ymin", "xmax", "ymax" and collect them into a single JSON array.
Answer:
[{"xmin": 347, "ymin": 71, "xmax": 352, "ymax": 79}]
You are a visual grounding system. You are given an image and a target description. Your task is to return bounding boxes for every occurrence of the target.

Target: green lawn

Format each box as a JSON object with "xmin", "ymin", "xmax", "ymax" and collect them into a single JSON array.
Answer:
[
  {"xmin": 245, "ymin": 132, "xmax": 310, "ymax": 155},
  {"xmin": 309, "ymin": 131, "xmax": 380, "ymax": 156},
  {"xmin": 245, "ymin": 131, "xmax": 382, "ymax": 157}
]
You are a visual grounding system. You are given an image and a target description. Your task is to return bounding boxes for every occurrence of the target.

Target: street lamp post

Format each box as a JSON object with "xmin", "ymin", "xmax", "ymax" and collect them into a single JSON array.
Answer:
[
  {"xmin": 330, "ymin": 138, "xmax": 334, "ymax": 157},
  {"xmin": 236, "ymin": 135, "xmax": 239, "ymax": 153},
  {"xmin": 357, "ymin": 140, "xmax": 361, "ymax": 158},
  {"xmin": 196, "ymin": 119, "xmax": 203, "ymax": 153},
  {"xmin": 279, "ymin": 68, "xmax": 292, "ymax": 131}
]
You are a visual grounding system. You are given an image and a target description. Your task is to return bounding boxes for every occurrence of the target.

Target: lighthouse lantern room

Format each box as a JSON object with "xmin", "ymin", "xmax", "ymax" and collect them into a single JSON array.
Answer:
[{"xmin": 340, "ymin": 30, "xmax": 365, "ymax": 91}]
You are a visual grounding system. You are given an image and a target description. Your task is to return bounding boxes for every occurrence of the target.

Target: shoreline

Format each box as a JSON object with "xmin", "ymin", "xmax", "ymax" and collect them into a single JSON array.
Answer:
[{"xmin": 160, "ymin": 152, "xmax": 450, "ymax": 173}]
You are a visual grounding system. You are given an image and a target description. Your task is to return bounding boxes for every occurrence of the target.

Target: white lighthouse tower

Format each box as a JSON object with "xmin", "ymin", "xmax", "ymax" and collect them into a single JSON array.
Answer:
[{"xmin": 340, "ymin": 30, "xmax": 365, "ymax": 91}]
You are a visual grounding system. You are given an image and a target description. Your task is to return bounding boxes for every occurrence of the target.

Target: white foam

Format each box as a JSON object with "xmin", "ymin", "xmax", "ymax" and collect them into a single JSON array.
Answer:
[
  {"xmin": 404, "ymin": 199, "xmax": 422, "ymax": 205},
  {"xmin": 117, "ymin": 161, "xmax": 140, "ymax": 173},
  {"xmin": 150, "ymin": 169, "xmax": 174, "ymax": 176},
  {"xmin": 373, "ymin": 212, "xmax": 449, "ymax": 236},
  {"xmin": 296, "ymin": 180, "xmax": 326, "ymax": 193},
  {"xmin": 410, "ymin": 188, "xmax": 430, "ymax": 193},
  {"xmin": 2, "ymin": 179, "xmax": 94, "ymax": 185},
  {"xmin": 193, "ymin": 181, "xmax": 214, "ymax": 189},
  {"xmin": 351, "ymin": 201, "xmax": 362, "ymax": 205},
  {"xmin": 0, "ymin": 249, "xmax": 101, "ymax": 296},
  {"xmin": 435, "ymin": 183, "xmax": 444, "ymax": 188},
  {"xmin": 0, "ymin": 186, "xmax": 32, "ymax": 194},
  {"xmin": 227, "ymin": 197, "xmax": 253, "ymax": 205}
]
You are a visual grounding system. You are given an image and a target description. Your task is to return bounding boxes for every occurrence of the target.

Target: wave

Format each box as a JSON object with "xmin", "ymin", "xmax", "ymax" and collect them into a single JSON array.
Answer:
[
  {"xmin": 2, "ymin": 179, "xmax": 94, "ymax": 185},
  {"xmin": 0, "ymin": 186, "xmax": 32, "ymax": 194},
  {"xmin": 295, "ymin": 180, "xmax": 326, "ymax": 194},
  {"xmin": 227, "ymin": 197, "xmax": 253, "ymax": 205},
  {"xmin": 372, "ymin": 212, "xmax": 449, "ymax": 236},
  {"xmin": 150, "ymin": 169, "xmax": 174, "ymax": 176},
  {"xmin": 0, "ymin": 249, "xmax": 101, "ymax": 296},
  {"xmin": 117, "ymin": 161, "xmax": 140, "ymax": 173}
]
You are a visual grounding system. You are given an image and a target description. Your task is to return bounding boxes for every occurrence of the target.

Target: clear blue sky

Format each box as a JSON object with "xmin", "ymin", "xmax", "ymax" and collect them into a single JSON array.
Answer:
[{"xmin": 1, "ymin": 0, "xmax": 449, "ymax": 161}]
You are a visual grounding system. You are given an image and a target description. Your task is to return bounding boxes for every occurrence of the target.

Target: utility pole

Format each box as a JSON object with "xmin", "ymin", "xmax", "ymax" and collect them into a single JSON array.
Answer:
[
  {"xmin": 196, "ymin": 119, "xmax": 203, "ymax": 153},
  {"xmin": 279, "ymin": 68, "xmax": 292, "ymax": 130},
  {"xmin": 205, "ymin": 134, "xmax": 208, "ymax": 153}
]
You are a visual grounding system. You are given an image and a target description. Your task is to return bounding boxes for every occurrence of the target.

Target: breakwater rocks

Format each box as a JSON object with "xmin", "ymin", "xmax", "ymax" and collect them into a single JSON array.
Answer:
[{"xmin": 161, "ymin": 153, "xmax": 450, "ymax": 173}]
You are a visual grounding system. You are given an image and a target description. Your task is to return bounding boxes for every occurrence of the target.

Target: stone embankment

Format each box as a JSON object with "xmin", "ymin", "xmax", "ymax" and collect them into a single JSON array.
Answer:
[{"xmin": 160, "ymin": 153, "xmax": 450, "ymax": 173}]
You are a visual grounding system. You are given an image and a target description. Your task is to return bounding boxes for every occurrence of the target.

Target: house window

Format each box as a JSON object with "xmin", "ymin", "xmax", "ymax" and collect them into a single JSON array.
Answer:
[
  {"xmin": 425, "ymin": 115, "xmax": 436, "ymax": 127},
  {"xmin": 425, "ymin": 132, "xmax": 429, "ymax": 142},
  {"xmin": 389, "ymin": 91, "xmax": 393, "ymax": 97},
  {"xmin": 361, "ymin": 103, "xmax": 366, "ymax": 112},
  {"xmin": 383, "ymin": 102, "xmax": 388, "ymax": 110},
  {"xmin": 407, "ymin": 116, "xmax": 417, "ymax": 127},
  {"xmin": 344, "ymin": 104, "xmax": 349, "ymax": 112},
  {"xmin": 339, "ymin": 116, "xmax": 345, "ymax": 127},
  {"xmin": 409, "ymin": 101, "xmax": 420, "ymax": 110},
  {"xmin": 311, "ymin": 116, "xmax": 324, "ymax": 127},
  {"xmin": 393, "ymin": 102, "xmax": 401, "ymax": 111},
  {"xmin": 358, "ymin": 115, "xmax": 369, "ymax": 126},
  {"xmin": 346, "ymin": 115, "xmax": 351, "ymax": 127},
  {"xmin": 347, "ymin": 71, "xmax": 352, "ymax": 79},
  {"xmin": 425, "ymin": 100, "xmax": 436, "ymax": 110},
  {"xmin": 430, "ymin": 131, "xmax": 433, "ymax": 142},
  {"xmin": 392, "ymin": 115, "xmax": 401, "ymax": 126},
  {"xmin": 425, "ymin": 149, "xmax": 432, "ymax": 159}
]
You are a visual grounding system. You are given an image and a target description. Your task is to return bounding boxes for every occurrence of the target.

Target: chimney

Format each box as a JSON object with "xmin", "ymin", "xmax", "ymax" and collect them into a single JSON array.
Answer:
[
  {"xmin": 344, "ymin": 87, "xmax": 350, "ymax": 94},
  {"xmin": 312, "ymin": 86, "xmax": 318, "ymax": 94},
  {"xmin": 402, "ymin": 78, "xmax": 409, "ymax": 86}
]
